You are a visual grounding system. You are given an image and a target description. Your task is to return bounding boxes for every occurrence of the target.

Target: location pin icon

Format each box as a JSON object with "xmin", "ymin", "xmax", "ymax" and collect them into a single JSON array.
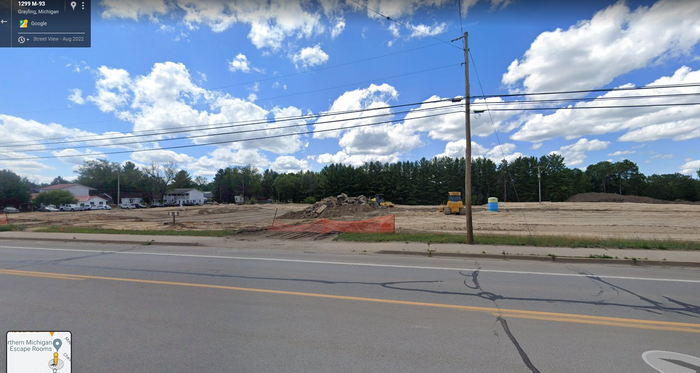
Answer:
[
  {"xmin": 70, "ymin": 1, "xmax": 77, "ymax": 10},
  {"xmin": 53, "ymin": 339, "xmax": 62, "ymax": 351}
]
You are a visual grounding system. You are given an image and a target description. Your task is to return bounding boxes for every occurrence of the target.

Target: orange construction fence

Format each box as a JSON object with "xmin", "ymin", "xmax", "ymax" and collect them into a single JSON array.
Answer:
[
  {"xmin": 0, "ymin": 213, "xmax": 8, "ymax": 225},
  {"xmin": 270, "ymin": 215, "xmax": 395, "ymax": 234}
]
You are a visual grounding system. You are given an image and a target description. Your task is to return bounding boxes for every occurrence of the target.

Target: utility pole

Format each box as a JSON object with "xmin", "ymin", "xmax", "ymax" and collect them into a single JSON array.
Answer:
[
  {"xmin": 117, "ymin": 170, "xmax": 120, "ymax": 207},
  {"xmin": 455, "ymin": 31, "xmax": 474, "ymax": 244},
  {"xmin": 537, "ymin": 165, "xmax": 542, "ymax": 203}
]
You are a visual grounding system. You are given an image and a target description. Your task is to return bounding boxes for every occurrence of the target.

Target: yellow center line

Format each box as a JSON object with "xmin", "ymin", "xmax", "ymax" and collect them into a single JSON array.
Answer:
[
  {"xmin": 1, "ymin": 268, "xmax": 699, "ymax": 334},
  {"xmin": 0, "ymin": 269, "xmax": 84, "ymax": 281}
]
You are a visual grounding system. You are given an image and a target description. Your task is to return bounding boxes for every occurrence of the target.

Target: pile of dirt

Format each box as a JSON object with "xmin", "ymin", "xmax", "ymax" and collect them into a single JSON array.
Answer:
[
  {"xmin": 566, "ymin": 193, "xmax": 674, "ymax": 204},
  {"xmin": 278, "ymin": 193, "xmax": 379, "ymax": 219}
]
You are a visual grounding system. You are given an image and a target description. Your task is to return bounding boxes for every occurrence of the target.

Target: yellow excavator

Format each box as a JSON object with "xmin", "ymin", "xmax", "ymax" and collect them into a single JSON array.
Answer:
[
  {"xmin": 370, "ymin": 194, "xmax": 394, "ymax": 208},
  {"xmin": 441, "ymin": 191, "xmax": 466, "ymax": 215}
]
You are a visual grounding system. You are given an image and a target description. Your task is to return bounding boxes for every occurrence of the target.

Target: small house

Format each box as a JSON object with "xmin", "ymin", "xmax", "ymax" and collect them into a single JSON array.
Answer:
[
  {"xmin": 163, "ymin": 188, "xmax": 205, "ymax": 206},
  {"xmin": 39, "ymin": 183, "xmax": 94, "ymax": 197}
]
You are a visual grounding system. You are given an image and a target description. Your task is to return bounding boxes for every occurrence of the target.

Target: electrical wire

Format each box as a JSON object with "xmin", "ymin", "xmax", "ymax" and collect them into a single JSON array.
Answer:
[
  {"xmin": 0, "ymin": 97, "xmax": 459, "ymax": 147},
  {"xmin": 6, "ymin": 104, "xmax": 465, "ymax": 153},
  {"xmin": 469, "ymin": 82, "xmax": 700, "ymax": 99},
  {"xmin": 469, "ymin": 49, "xmax": 534, "ymax": 236},
  {"xmin": 477, "ymin": 101, "xmax": 700, "ymax": 111},
  {"xmin": 348, "ymin": 0, "xmax": 464, "ymax": 51},
  {"xmin": 0, "ymin": 109, "xmax": 464, "ymax": 161}
]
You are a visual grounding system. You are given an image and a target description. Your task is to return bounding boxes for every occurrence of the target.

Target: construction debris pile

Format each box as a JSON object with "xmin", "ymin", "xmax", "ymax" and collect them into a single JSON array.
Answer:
[{"xmin": 278, "ymin": 193, "xmax": 378, "ymax": 219}]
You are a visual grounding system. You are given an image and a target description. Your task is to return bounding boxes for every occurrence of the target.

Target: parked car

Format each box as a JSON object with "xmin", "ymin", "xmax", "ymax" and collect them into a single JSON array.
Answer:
[
  {"xmin": 135, "ymin": 203, "xmax": 147, "ymax": 208},
  {"xmin": 149, "ymin": 202, "xmax": 163, "ymax": 208},
  {"xmin": 38, "ymin": 205, "xmax": 59, "ymax": 212},
  {"xmin": 119, "ymin": 203, "xmax": 135, "ymax": 209},
  {"xmin": 2, "ymin": 207, "xmax": 19, "ymax": 213},
  {"xmin": 59, "ymin": 204, "xmax": 82, "ymax": 212},
  {"xmin": 91, "ymin": 205, "xmax": 112, "ymax": 210}
]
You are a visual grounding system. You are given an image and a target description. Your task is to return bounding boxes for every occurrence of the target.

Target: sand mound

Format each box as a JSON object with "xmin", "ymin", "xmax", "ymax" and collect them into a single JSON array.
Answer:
[{"xmin": 566, "ymin": 193, "xmax": 678, "ymax": 204}]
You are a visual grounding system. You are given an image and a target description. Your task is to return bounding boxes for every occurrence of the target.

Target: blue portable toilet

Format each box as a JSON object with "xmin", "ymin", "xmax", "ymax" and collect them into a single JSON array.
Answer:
[{"xmin": 487, "ymin": 197, "xmax": 499, "ymax": 212}]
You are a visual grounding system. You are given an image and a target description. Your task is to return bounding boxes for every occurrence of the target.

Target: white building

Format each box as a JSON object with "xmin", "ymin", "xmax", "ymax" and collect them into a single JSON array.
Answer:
[
  {"xmin": 163, "ymin": 188, "xmax": 205, "ymax": 205},
  {"xmin": 39, "ymin": 183, "xmax": 94, "ymax": 197},
  {"xmin": 120, "ymin": 197, "xmax": 144, "ymax": 206},
  {"xmin": 76, "ymin": 195, "xmax": 109, "ymax": 209}
]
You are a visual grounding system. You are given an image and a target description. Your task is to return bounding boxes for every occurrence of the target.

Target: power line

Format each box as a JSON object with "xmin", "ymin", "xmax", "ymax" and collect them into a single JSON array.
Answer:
[
  {"xmin": 469, "ymin": 82, "xmax": 700, "ymax": 100},
  {"xmin": 471, "ymin": 92, "xmax": 700, "ymax": 106},
  {"xmin": 468, "ymin": 49, "xmax": 534, "ymax": 237},
  {"xmin": 5, "ymin": 104, "xmax": 465, "ymax": 153},
  {"xmin": 208, "ymin": 41, "xmax": 449, "ymax": 91},
  {"xmin": 1, "ymin": 97, "xmax": 459, "ymax": 147},
  {"xmin": 248, "ymin": 62, "xmax": 461, "ymax": 104},
  {"xmin": 348, "ymin": 0, "xmax": 463, "ymax": 51},
  {"xmin": 3, "ymin": 41, "xmax": 449, "ymax": 117},
  {"xmin": 0, "ymin": 110, "xmax": 463, "ymax": 161},
  {"xmin": 479, "ymin": 101, "xmax": 700, "ymax": 111},
  {"xmin": 11, "ymin": 86, "xmax": 697, "ymax": 149}
]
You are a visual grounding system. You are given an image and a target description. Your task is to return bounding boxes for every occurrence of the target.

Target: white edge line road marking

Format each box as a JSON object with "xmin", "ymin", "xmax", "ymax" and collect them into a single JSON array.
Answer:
[{"xmin": 0, "ymin": 245, "xmax": 698, "ymax": 284}]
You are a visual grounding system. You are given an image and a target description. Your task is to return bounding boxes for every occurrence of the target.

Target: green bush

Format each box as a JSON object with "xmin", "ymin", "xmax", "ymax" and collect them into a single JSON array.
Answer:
[
  {"xmin": 303, "ymin": 196, "xmax": 317, "ymax": 204},
  {"xmin": 33, "ymin": 190, "xmax": 76, "ymax": 207}
]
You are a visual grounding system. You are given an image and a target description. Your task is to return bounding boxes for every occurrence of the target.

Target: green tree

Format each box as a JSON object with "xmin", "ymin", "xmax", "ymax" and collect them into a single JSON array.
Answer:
[
  {"xmin": 0, "ymin": 170, "xmax": 30, "ymax": 208},
  {"xmin": 34, "ymin": 190, "xmax": 76, "ymax": 207},
  {"xmin": 50, "ymin": 176, "xmax": 70, "ymax": 185},
  {"xmin": 75, "ymin": 160, "xmax": 120, "ymax": 198},
  {"xmin": 171, "ymin": 170, "xmax": 194, "ymax": 189}
]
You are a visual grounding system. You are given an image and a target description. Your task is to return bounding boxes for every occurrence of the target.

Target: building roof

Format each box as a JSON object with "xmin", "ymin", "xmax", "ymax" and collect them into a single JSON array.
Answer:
[
  {"xmin": 76, "ymin": 195, "xmax": 107, "ymax": 202},
  {"xmin": 40, "ymin": 183, "xmax": 94, "ymax": 191},
  {"xmin": 120, "ymin": 193, "xmax": 143, "ymax": 198},
  {"xmin": 165, "ymin": 188, "xmax": 201, "ymax": 194}
]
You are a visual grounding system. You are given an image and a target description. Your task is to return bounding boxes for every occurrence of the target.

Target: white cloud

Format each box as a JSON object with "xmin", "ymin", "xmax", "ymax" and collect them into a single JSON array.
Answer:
[
  {"xmin": 436, "ymin": 140, "xmax": 522, "ymax": 163},
  {"xmin": 314, "ymin": 151, "xmax": 400, "ymax": 167},
  {"xmin": 550, "ymin": 138, "xmax": 610, "ymax": 166},
  {"xmin": 101, "ymin": 0, "xmax": 168, "ymax": 21},
  {"xmin": 291, "ymin": 44, "xmax": 329, "ymax": 68},
  {"xmin": 187, "ymin": 148, "xmax": 270, "ymax": 177},
  {"xmin": 271, "ymin": 156, "xmax": 309, "ymax": 173},
  {"xmin": 228, "ymin": 53, "xmax": 252, "ymax": 73},
  {"xmin": 608, "ymin": 150, "xmax": 636, "ymax": 157},
  {"xmin": 404, "ymin": 95, "xmax": 523, "ymax": 141},
  {"xmin": 86, "ymin": 61, "xmax": 306, "ymax": 155},
  {"xmin": 185, "ymin": 1, "xmax": 323, "ymax": 50},
  {"xmin": 331, "ymin": 17, "xmax": 345, "ymax": 38},
  {"xmin": 680, "ymin": 159, "xmax": 700, "ymax": 175},
  {"xmin": 0, "ymin": 114, "xmax": 95, "ymax": 150},
  {"xmin": 67, "ymin": 88, "xmax": 85, "ymax": 105},
  {"xmin": 87, "ymin": 66, "xmax": 132, "ymax": 113},
  {"xmin": 314, "ymin": 83, "xmax": 398, "ymax": 139},
  {"xmin": 436, "ymin": 140, "xmax": 486, "ymax": 158},
  {"xmin": 651, "ymin": 153, "xmax": 673, "ymax": 160},
  {"xmin": 408, "ymin": 22, "xmax": 447, "ymax": 38},
  {"xmin": 511, "ymin": 66, "xmax": 700, "ymax": 142},
  {"xmin": 338, "ymin": 123, "xmax": 421, "ymax": 156},
  {"xmin": 502, "ymin": 0, "xmax": 700, "ymax": 93},
  {"xmin": 53, "ymin": 149, "xmax": 106, "ymax": 165},
  {"xmin": 130, "ymin": 149, "xmax": 195, "ymax": 165},
  {"xmin": 364, "ymin": 0, "xmax": 453, "ymax": 19}
]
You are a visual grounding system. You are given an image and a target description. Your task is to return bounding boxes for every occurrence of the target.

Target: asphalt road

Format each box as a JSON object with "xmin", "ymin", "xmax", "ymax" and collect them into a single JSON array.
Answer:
[{"xmin": 0, "ymin": 240, "xmax": 699, "ymax": 372}]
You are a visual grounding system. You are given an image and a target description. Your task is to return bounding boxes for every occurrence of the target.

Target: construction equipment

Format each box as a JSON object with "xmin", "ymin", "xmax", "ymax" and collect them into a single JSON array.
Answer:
[
  {"xmin": 441, "ymin": 192, "xmax": 466, "ymax": 215},
  {"xmin": 370, "ymin": 194, "xmax": 394, "ymax": 208}
]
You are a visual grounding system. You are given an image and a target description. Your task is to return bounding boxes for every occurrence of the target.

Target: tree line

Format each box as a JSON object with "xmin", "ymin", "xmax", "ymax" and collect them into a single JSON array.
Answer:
[{"xmin": 1, "ymin": 155, "xmax": 700, "ymax": 208}]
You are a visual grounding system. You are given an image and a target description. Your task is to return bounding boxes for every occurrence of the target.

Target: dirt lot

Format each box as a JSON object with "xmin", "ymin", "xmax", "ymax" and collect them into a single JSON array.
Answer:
[{"xmin": 6, "ymin": 202, "xmax": 700, "ymax": 241}]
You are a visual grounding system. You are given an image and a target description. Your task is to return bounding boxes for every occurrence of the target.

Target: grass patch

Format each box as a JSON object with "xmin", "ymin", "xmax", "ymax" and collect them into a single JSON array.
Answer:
[
  {"xmin": 35, "ymin": 226, "xmax": 238, "ymax": 237},
  {"xmin": 337, "ymin": 232, "xmax": 700, "ymax": 250},
  {"xmin": 0, "ymin": 224, "xmax": 24, "ymax": 232}
]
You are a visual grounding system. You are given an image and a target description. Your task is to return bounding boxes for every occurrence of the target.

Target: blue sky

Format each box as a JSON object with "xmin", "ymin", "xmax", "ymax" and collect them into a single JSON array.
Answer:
[{"xmin": 1, "ymin": 0, "xmax": 699, "ymax": 183}]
